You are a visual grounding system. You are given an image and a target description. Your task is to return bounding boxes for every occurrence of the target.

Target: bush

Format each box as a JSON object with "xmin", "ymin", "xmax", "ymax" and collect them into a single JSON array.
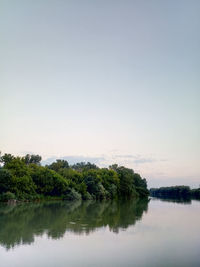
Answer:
[
  {"xmin": 63, "ymin": 189, "xmax": 82, "ymax": 201},
  {"xmin": 12, "ymin": 175, "xmax": 36, "ymax": 199},
  {"xmin": 30, "ymin": 166, "xmax": 69, "ymax": 196},
  {"xmin": 83, "ymin": 192, "xmax": 93, "ymax": 200},
  {"xmin": 0, "ymin": 192, "xmax": 16, "ymax": 202},
  {"xmin": 191, "ymin": 188, "xmax": 200, "ymax": 199},
  {"xmin": 0, "ymin": 169, "xmax": 13, "ymax": 193},
  {"xmin": 136, "ymin": 187, "xmax": 149, "ymax": 198}
]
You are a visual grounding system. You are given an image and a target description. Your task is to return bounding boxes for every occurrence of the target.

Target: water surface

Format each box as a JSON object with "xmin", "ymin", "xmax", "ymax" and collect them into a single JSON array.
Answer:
[{"xmin": 0, "ymin": 198, "xmax": 199, "ymax": 267}]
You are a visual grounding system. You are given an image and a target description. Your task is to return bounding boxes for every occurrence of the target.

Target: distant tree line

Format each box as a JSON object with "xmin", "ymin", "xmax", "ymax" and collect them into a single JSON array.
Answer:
[
  {"xmin": 0, "ymin": 153, "xmax": 149, "ymax": 202},
  {"xmin": 150, "ymin": 186, "xmax": 200, "ymax": 200}
]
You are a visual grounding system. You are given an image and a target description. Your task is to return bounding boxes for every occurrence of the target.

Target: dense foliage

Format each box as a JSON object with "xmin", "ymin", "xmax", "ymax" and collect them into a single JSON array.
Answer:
[
  {"xmin": 190, "ymin": 188, "xmax": 200, "ymax": 199},
  {"xmin": 0, "ymin": 153, "xmax": 149, "ymax": 201},
  {"xmin": 150, "ymin": 186, "xmax": 200, "ymax": 200}
]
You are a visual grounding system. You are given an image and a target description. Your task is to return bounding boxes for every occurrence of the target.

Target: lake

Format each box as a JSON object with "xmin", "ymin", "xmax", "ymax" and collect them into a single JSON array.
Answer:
[{"xmin": 0, "ymin": 198, "xmax": 200, "ymax": 267}]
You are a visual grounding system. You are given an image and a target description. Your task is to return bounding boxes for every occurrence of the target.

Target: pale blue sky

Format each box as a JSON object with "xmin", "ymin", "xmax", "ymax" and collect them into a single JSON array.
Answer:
[{"xmin": 1, "ymin": 0, "xmax": 200, "ymax": 187}]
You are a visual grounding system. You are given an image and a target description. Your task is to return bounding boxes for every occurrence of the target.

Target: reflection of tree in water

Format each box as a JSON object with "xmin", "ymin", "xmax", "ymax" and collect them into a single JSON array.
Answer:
[
  {"xmin": 0, "ymin": 199, "xmax": 149, "ymax": 249},
  {"xmin": 151, "ymin": 197, "xmax": 192, "ymax": 204}
]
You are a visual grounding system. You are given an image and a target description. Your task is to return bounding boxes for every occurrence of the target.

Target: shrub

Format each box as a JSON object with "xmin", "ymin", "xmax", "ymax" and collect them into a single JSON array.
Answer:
[
  {"xmin": 63, "ymin": 189, "xmax": 82, "ymax": 201},
  {"xmin": 0, "ymin": 192, "xmax": 16, "ymax": 201},
  {"xmin": 0, "ymin": 169, "xmax": 13, "ymax": 193}
]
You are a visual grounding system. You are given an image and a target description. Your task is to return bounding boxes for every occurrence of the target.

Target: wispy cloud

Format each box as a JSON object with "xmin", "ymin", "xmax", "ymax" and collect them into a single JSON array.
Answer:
[
  {"xmin": 110, "ymin": 154, "xmax": 163, "ymax": 165},
  {"xmin": 41, "ymin": 153, "xmax": 199, "ymax": 188},
  {"xmin": 42, "ymin": 153, "xmax": 165, "ymax": 167}
]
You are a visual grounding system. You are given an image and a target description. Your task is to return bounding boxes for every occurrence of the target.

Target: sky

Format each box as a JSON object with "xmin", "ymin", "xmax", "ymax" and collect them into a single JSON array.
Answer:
[{"xmin": 1, "ymin": 0, "xmax": 200, "ymax": 188}]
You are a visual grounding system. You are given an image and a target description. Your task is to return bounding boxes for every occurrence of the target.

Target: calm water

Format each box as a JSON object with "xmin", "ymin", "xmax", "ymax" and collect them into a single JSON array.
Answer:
[{"xmin": 0, "ymin": 198, "xmax": 200, "ymax": 267}]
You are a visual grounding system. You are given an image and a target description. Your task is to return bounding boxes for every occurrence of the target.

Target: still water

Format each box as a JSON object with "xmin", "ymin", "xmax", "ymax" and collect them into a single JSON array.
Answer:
[{"xmin": 0, "ymin": 198, "xmax": 200, "ymax": 267}]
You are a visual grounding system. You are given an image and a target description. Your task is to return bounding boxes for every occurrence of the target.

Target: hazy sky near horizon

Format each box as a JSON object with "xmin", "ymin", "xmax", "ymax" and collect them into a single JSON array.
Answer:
[{"xmin": 1, "ymin": 0, "xmax": 200, "ymax": 187}]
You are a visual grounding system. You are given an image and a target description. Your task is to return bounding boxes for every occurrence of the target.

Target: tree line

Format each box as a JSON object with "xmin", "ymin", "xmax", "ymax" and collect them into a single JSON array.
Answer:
[
  {"xmin": 150, "ymin": 186, "xmax": 200, "ymax": 199},
  {"xmin": 0, "ymin": 153, "xmax": 149, "ymax": 202}
]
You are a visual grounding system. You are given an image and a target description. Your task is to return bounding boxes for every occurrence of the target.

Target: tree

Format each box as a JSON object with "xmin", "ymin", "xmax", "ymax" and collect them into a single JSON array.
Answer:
[
  {"xmin": 24, "ymin": 154, "xmax": 42, "ymax": 165},
  {"xmin": 71, "ymin": 162, "xmax": 98, "ymax": 172},
  {"xmin": 83, "ymin": 170, "xmax": 107, "ymax": 199},
  {"xmin": 149, "ymin": 186, "xmax": 191, "ymax": 198},
  {"xmin": 12, "ymin": 175, "xmax": 36, "ymax": 199},
  {"xmin": 4, "ymin": 157, "xmax": 31, "ymax": 177},
  {"xmin": 0, "ymin": 151, "xmax": 149, "ymax": 201},
  {"xmin": 30, "ymin": 166, "xmax": 69, "ymax": 196},
  {"xmin": 116, "ymin": 166, "xmax": 136, "ymax": 198},
  {"xmin": 0, "ymin": 169, "xmax": 13, "ymax": 193},
  {"xmin": 133, "ymin": 173, "xmax": 147, "ymax": 188},
  {"xmin": 48, "ymin": 159, "xmax": 69, "ymax": 172},
  {"xmin": 0, "ymin": 153, "xmax": 15, "ymax": 165},
  {"xmin": 98, "ymin": 168, "xmax": 119, "ymax": 198}
]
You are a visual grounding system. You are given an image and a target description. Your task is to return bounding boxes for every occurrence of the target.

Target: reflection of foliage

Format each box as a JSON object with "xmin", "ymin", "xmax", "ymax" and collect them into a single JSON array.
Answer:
[
  {"xmin": 0, "ymin": 199, "xmax": 149, "ymax": 249},
  {"xmin": 151, "ymin": 197, "xmax": 192, "ymax": 204}
]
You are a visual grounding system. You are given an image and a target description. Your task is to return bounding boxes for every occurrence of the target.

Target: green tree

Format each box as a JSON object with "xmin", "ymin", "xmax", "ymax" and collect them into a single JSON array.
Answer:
[
  {"xmin": 71, "ymin": 162, "xmax": 98, "ymax": 172},
  {"xmin": 0, "ymin": 152, "xmax": 149, "ymax": 201},
  {"xmin": 48, "ymin": 159, "xmax": 69, "ymax": 172},
  {"xmin": 98, "ymin": 168, "xmax": 119, "ymax": 198},
  {"xmin": 0, "ymin": 157, "xmax": 36, "ymax": 199},
  {"xmin": 4, "ymin": 157, "xmax": 31, "ymax": 177},
  {"xmin": 24, "ymin": 154, "xmax": 42, "ymax": 165},
  {"xmin": 0, "ymin": 169, "xmax": 13, "ymax": 193},
  {"xmin": 12, "ymin": 175, "xmax": 36, "ymax": 199},
  {"xmin": 114, "ymin": 166, "xmax": 136, "ymax": 198},
  {"xmin": 0, "ymin": 153, "xmax": 15, "ymax": 165},
  {"xmin": 30, "ymin": 166, "xmax": 69, "ymax": 196},
  {"xmin": 83, "ymin": 170, "xmax": 107, "ymax": 199}
]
